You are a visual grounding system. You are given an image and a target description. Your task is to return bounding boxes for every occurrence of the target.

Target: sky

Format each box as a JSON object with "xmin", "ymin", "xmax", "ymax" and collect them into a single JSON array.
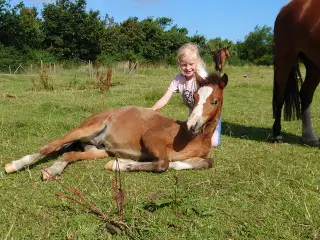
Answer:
[{"xmin": 12, "ymin": 0, "xmax": 290, "ymax": 43}]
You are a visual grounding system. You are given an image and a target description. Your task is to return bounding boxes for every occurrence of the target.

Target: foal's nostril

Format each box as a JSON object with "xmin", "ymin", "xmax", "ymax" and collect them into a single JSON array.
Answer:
[{"xmin": 189, "ymin": 125, "xmax": 196, "ymax": 133}]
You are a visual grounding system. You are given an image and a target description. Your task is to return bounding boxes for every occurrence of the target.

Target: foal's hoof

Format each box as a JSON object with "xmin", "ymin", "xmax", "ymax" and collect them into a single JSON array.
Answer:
[
  {"xmin": 5, "ymin": 162, "xmax": 17, "ymax": 174},
  {"xmin": 301, "ymin": 137, "xmax": 320, "ymax": 147},
  {"xmin": 104, "ymin": 160, "xmax": 115, "ymax": 171},
  {"xmin": 41, "ymin": 169, "xmax": 55, "ymax": 180}
]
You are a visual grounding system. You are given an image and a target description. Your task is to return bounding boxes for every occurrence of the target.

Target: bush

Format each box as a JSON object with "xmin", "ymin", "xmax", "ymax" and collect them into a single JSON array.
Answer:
[
  {"xmin": 253, "ymin": 54, "xmax": 273, "ymax": 66},
  {"xmin": 0, "ymin": 44, "xmax": 24, "ymax": 72},
  {"xmin": 228, "ymin": 54, "xmax": 246, "ymax": 66},
  {"xmin": 0, "ymin": 44, "xmax": 58, "ymax": 73}
]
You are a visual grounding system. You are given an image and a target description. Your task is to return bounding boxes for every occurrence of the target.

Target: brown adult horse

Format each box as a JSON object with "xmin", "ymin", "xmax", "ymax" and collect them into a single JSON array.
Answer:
[
  {"xmin": 213, "ymin": 47, "xmax": 231, "ymax": 73},
  {"xmin": 5, "ymin": 73, "xmax": 228, "ymax": 180},
  {"xmin": 272, "ymin": 0, "xmax": 320, "ymax": 146}
]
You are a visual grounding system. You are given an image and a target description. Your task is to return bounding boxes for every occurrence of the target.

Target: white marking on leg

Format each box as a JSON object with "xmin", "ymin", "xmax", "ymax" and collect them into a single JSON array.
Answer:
[
  {"xmin": 302, "ymin": 107, "xmax": 318, "ymax": 142},
  {"xmin": 274, "ymin": 135, "xmax": 283, "ymax": 141},
  {"xmin": 45, "ymin": 161, "xmax": 68, "ymax": 176},
  {"xmin": 169, "ymin": 161, "xmax": 193, "ymax": 170},
  {"xmin": 187, "ymin": 86, "xmax": 213, "ymax": 131},
  {"xmin": 110, "ymin": 158, "xmax": 142, "ymax": 171},
  {"xmin": 10, "ymin": 153, "xmax": 41, "ymax": 172}
]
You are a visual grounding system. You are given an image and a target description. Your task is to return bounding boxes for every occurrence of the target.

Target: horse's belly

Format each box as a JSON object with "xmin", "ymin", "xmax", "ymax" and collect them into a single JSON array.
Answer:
[{"xmin": 103, "ymin": 111, "xmax": 153, "ymax": 160}]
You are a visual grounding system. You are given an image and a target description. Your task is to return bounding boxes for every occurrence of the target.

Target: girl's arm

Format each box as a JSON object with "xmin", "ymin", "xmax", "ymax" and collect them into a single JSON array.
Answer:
[{"xmin": 151, "ymin": 89, "xmax": 174, "ymax": 111}]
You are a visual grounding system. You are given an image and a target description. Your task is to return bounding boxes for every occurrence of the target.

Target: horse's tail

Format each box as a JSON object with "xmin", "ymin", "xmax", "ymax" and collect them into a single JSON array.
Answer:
[{"xmin": 273, "ymin": 61, "xmax": 303, "ymax": 121}]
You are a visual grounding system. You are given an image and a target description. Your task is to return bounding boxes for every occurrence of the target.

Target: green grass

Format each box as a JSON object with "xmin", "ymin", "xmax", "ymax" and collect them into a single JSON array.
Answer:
[{"xmin": 0, "ymin": 65, "xmax": 319, "ymax": 239}]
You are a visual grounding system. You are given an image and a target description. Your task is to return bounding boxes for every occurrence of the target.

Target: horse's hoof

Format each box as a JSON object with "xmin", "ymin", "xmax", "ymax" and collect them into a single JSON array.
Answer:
[
  {"xmin": 41, "ymin": 169, "xmax": 54, "ymax": 180},
  {"xmin": 5, "ymin": 162, "xmax": 17, "ymax": 174},
  {"xmin": 272, "ymin": 135, "xmax": 283, "ymax": 143},
  {"xmin": 104, "ymin": 160, "xmax": 115, "ymax": 171},
  {"xmin": 301, "ymin": 137, "xmax": 320, "ymax": 147}
]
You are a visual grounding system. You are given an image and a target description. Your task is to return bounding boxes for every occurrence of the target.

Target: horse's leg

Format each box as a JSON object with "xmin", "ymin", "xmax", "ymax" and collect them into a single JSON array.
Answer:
[
  {"xmin": 40, "ymin": 121, "xmax": 107, "ymax": 155},
  {"xmin": 300, "ymin": 58, "xmax": 320, "ymax": 146},
  {"xmin": 105, "ymin": 158, "xmax": 155, "ymax": 172},
  {"xmin": 5, "ymin": 153, "xmax": 42, "ymax": 174},
  {"xmin": 5, "ymin": 121, "xmax": 108, "ymax": 174},
  {"xmin": 125, "ymin": 159, "xmax": 169, "ymax": 173},
  {"xmin": 272, "ymin": 50, "xmax": 298, "ymax": 142},
  {"xmin": 42, "ymin": 145, "xmax": 109, "ymax": 180},
  {"xmin": 169, "ymin": 157, "xmax": 213, "ymax": 170},
  {"xmin": 105, "ymin": 157, "xmax": 213, "ymax": 172},
  {"xmin": 106, "ymin": 135, "xmax": 170, "ymax": 173}
]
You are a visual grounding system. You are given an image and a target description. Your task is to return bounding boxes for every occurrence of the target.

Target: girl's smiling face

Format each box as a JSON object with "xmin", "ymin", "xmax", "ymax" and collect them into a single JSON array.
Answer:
[{"xmin": 179, "ymin": 56, "xmax": 197, "ymax": 80}]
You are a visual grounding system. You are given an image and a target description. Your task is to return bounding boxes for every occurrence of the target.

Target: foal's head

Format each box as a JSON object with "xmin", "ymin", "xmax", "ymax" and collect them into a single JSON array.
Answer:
[{"xmin": 187, "ymin": 73, "xmax": 228, "ymax": 133}]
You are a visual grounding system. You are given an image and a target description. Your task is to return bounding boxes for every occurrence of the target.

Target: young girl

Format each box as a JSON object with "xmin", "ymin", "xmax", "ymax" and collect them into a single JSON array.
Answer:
[{"xmin": 151, "ymin": 42, "xmax": 222, "ymax": 147}]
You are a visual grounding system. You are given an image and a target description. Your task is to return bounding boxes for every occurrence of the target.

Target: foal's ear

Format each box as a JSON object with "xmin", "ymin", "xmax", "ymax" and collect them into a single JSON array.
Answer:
[{"xmin": 219, "ymin": 73, "xmax": 228, "ymax": 89}]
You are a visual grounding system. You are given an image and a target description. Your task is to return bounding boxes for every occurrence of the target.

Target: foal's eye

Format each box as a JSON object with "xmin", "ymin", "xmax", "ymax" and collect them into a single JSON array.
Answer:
[{"xmin": 211, "ymin": 100, "xmax": 218, "ymax": 105}]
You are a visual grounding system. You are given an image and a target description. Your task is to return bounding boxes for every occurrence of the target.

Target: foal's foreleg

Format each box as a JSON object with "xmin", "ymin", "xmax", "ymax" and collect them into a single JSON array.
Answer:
[
  {"xmin": 105, "ymin": 158, "xmax": 169, "ymax": 173},
  {"xmin": 42, "ymin": 147, "xmax": 108, "ymax": 180},
  {"xmin": 169, "ymin": 158, "xmax": 213, "ymax": 170}
]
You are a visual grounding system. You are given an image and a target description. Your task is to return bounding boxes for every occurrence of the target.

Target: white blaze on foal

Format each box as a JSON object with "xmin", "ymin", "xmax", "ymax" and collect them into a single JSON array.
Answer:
[{"xmin": 187, "ymin": 86, "xmax": 213, "ymax": 132}]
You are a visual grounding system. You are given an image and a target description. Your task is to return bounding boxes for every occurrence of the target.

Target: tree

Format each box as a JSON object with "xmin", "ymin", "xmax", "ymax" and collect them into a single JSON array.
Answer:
[
  {"xmin": 102, "ymin": 16, "xmax": 190, "ymax": 64},
  {"xmin": 42, "ymin": 0, "xmax": 106, "ymax": 60},
  {"xmin": 207, "ymin": 37, "xmax": 233, "ymax": 52},
  {"xmin": 237, "ymin": 25, "xmax": 274, "ymax": 65},
  {"xmin": 0, "ymin": 1, "xmax": 43, "ymax": 50}
]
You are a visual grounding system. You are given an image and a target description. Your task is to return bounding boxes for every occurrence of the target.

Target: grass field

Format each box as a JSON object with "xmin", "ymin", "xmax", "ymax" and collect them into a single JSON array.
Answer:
[{"xmin": 0, "ymin": 65, "xmax": 319, "ymax": 239}]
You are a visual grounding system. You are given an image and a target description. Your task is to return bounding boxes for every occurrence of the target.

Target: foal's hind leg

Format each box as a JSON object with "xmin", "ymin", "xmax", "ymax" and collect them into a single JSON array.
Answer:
[
  {"xmin": 300, "ymin": 58, "xmax": 320, "ymax": 146},
  {"xmin": 5, "ymin": 120, "xmax": 108, "ymax": 174},
  {"xmin": 42, "ymin": 145, "xmax": 109, "ymax": 180},
  {"xmin": 40, "ymin": 121, "xmax": 107, "ymax": 155},
  {"xmin": 5, "ymin": 153, "xmax": 42, "ymax": 174},
  {"xmin": 169, "ymin": 158, "xmax": 213, "ymax": 170}
]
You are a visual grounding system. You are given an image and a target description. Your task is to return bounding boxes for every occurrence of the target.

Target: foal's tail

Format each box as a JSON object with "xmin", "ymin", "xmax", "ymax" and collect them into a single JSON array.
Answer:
[{"xmin": 273, "ymin": 61, "xmax": 303, "ymax": 121}]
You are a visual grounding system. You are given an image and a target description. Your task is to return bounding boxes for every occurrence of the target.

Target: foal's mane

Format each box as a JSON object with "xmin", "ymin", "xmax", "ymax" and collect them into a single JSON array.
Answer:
[{"xmin": 198, "ymin": 73, "xmax": 221, "ymax": 87}]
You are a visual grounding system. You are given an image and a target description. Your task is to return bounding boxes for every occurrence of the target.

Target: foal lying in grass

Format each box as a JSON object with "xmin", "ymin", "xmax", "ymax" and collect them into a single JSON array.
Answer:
[{"xmin": 5, "ymin": 73, "xmax": 228, "ymax": 180}]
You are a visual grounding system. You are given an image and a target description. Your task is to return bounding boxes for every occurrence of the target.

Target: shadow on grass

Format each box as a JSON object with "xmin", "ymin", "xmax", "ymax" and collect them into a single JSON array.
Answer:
[
  {"xmin": 221, "ymin": 121, "xmax": 304, "ymax": 145},
  {"xmin": 26, "ymin": 141, "xmax": 85, "ymax": 173}
]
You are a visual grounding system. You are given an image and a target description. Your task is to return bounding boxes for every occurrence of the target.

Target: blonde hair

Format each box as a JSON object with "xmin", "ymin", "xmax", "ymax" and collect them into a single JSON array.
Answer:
[{"xmin": 177, "ymin": 43, "xmax": 206, "ymax": 72}]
